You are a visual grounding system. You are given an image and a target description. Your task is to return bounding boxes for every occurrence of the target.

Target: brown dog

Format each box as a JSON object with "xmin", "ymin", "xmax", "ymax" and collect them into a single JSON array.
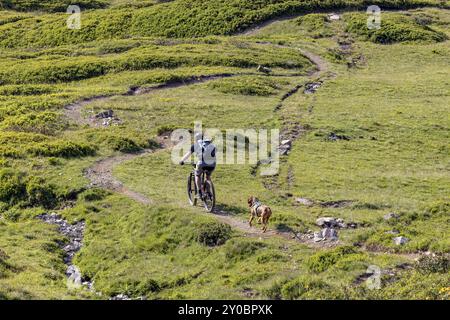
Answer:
[{"xmin": 247, "ymin": 196, "xmax": 272, "ymax": 233}]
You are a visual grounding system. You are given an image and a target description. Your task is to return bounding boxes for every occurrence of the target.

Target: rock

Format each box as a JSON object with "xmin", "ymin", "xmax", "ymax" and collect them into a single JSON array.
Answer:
[
  {"xmin": 328, "ymin": 13, "xmax": 340, "ymax": 21},
  {"xmin": 67, "ymin": 265, "xmax": 82, "ymax": 286},
  {"xmin": 384, "ymin": 212, "xmax": 400, "ymax": 220},
  {"xmin": 316, "ymin": 217, "xmax": 338, "ymax": 228},
  {"xmin": 321, "ymin": 227, "xmax": 338, "ymax": 241},
  {"xmin": 393, "ymin": 236, "xmax": 409, "ymax": 245},
  {"xmin": 304, "ymin": 82, "xmax": 322, "ymax": 94},
  {"xmin": 295, "ymin": 198, "xmax": 314, "ymax": 206},
  {"xmin": 281, "ymin": 139, "xmax": 292, "ymax": 148},
  {"xmin": 313, "ymin": 231, "xmax": 324, "ymax": 242},
  {"xmin": 328, "ymin": 132, "xmax": 350, "ymax": 141},
  {"xmin": 257, "ymin": 65, "xmax": 272, "ymax": 74},
  {"xmin": 95, "ymin": 109, "xmax": 114, "ymax": 119}
]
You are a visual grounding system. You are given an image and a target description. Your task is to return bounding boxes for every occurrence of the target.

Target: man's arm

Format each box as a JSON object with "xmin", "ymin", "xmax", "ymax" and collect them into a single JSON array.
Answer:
[{"xmin": 180, "ymin": 145, "xmax": 195, "ymax": 165}]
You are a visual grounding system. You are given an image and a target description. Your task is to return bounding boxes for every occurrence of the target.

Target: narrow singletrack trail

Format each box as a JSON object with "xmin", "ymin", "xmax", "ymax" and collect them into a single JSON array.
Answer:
[{"xmin": 63, "ymin": 44, "xmax": 338, "ymax": 248}]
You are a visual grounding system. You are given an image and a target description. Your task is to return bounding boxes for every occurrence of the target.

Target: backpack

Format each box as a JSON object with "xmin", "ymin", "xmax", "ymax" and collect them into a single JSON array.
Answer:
[{"xmin": 195, "ymin": 140, "xmax": 216, "ymax": 166}]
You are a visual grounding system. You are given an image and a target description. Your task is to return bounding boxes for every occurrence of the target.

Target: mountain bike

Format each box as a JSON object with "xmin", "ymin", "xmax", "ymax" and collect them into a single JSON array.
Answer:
[{"xmin": 187, "ymin": 164, "xmax": 215, "ymax": 212}]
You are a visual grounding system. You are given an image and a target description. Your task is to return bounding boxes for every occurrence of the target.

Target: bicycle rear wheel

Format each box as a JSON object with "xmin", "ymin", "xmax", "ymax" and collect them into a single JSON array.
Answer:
[
  {"xmin": 203, "ymin": 180, "xmax": 215, "ymax": 212},
  {"xmin": 187, "ymin": 172, "xmax": 197, "ymax": 206}
]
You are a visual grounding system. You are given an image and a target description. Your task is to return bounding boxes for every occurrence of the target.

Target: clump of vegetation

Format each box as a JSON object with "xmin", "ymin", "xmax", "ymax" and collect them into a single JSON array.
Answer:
[
  {"xmin": 0, "ymin": 169, "xmax": 57, "ymax": 209},
  {"xmin": 79, "ymin": 188, "xmax": 110, "ymax": 202},
  {"xmin": 25, "ymin": 177, "xmax": 57, "ymax": 209},
  {"xmin": 0, "ymin": 0, "xmax": 108, "ymax": 12},
  {"xmin": 415, "ymin": 254, "xmax": 449, "ymax": 274},
  {"xmin": 296, "ymin": 13, "xmax": 333, "ymax": 38},
  {"xmin": 0, "ymin": 0, "xmax": 440, "ymax": 47},
  {"xmin": 0, "ymin": 169, "xmax": 26, "ymax": 206},
  {"xmin": 306, "ymin": 246, "xmax": 359, "ymax": 273},
  {"xmin": 280, "ymin": 276, "xmax": 331, "ymax": 300},
  {"xmin": 345, "ymin": 12, "xmax": 448, "ymax": 43},
  {"xmin": 209, "ymin": 77, "xmax": 281, "ymax": 96},
  {"xmin": 107, "ymin": 136, "xmax": 143, "ymax": 153},
  {"xmin": 421, "ymin": 201, "xmax": 449, "ymax": 219},
  {"xmin": 194, "ymin": 221, "xmax": 232, "ymax": 246},
  {"xmin": 27, "ymin": 140, "xmax": 96, "ymax": 158},
  {"xmin": 224, "ymin": 239, "xmax": 266, "ymax": 262},
  {"xmin": 1, "ymin": 112, "xmax": 65, "ymax": 135}
]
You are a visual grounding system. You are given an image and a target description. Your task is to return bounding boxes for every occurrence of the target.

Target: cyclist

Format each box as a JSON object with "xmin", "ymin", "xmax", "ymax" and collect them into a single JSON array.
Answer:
[{"xmin": 180, "ymin": 133, "xmax": 217, "ymax": 199}]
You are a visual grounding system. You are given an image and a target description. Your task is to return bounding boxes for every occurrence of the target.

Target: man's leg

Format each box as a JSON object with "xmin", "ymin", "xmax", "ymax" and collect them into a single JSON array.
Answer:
[
  {"xmin": 195, "ymin": 164, "xmax": 203, "ymax": 197},
  {"xmin": 195, "ymin": 174, "xmax": 202, "ymax": 197}
]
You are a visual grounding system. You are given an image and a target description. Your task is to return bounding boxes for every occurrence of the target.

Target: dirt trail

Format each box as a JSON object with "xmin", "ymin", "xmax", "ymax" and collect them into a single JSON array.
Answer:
[{"xmin": 61, "ymin": 43, "xmax": 339, "ymax": 247}]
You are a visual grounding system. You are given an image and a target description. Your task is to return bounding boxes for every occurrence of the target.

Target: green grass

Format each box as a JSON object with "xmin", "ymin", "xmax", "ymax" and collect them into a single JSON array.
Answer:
[
  {"xmin": 0, "ymin": 5, "xmax": 449, "ymax": 300},
  {"xmin": 0, "ymin": 0, "xmax": 443, "ymax": 48}
]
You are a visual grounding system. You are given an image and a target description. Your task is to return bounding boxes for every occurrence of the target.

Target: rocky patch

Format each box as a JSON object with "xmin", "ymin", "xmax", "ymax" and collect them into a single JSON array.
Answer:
[
  {"xmin": 316, "ymin": 217, "xmax": 358, "ymax": 229},
  {"xmin": 37, "ymin": 213, "xmax": 93, "ymax": 290},
  {"xmin": 304, "ymin": 82, "xmax": 322, "ymax": 94}
]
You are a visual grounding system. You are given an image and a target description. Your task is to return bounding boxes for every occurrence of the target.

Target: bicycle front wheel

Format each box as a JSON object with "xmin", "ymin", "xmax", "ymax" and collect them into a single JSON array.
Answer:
[
  {"xmin": 187, "ymin": 172, "xmax": 197, "ymax": 206},
  {"xmin": 203, "ymin": 180, "xmax": 215, "ymax": 212}
]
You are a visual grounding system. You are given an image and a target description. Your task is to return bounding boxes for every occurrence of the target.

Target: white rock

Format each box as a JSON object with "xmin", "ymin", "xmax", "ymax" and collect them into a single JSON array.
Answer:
[
  {"xmin": 296, "ymin": 198, "xmax": 314, "ymax": 206},
  {"xmin": 393, "ymin": 236, "xmax": 409, "ymax": 245}
]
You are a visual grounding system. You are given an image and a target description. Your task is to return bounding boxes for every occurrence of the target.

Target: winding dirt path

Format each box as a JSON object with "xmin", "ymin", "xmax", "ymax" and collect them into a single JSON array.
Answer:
[
  {"xmin": 63, "ymin": 44, "xmax": 337, "ymax": 246},
  {"xmin": 62, "ymin": 48, "xmax": 338, "ymax": 248}
]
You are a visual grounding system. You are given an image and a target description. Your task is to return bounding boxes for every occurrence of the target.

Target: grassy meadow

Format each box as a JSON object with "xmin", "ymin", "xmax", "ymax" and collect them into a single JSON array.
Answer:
[{"xmin": 0, "ymin": 0, "xmax": 448, "ymax": 300}]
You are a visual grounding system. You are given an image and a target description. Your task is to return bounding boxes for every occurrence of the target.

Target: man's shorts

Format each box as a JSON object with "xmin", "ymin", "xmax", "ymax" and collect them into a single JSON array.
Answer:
[{"xmin": 195, "ymin": 163, "xmax": 216, "ymax": 176}]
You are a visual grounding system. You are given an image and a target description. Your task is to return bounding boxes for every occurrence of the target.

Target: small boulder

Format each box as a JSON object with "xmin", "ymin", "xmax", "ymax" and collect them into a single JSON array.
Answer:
[
  {"xmin": 384, "ymin": 212, "xmax": 400, "ymax": 220},
  {"xmin": 257, "ymin": 65, "xmax": 272, "ymax": 74},
  {"xmin": 316, "ymin": 217, "xmax": 338, "ymax": 228},
  {"xmin": 295, "ymin": 198, "xmax": 314, "ymax": 206},
  {"xmin": 281, "ymin": 139, "xmax": 292, "ymax": 148},
  {"xmin": 328, "ymin": 13, "xmax": 340, "ymax": 21},
  {"xmin": 313, "ymin": 231, "xmax": 324, "ymax": 242},
  {"xmin": 95, "ymin": 109, "xmax": 114, "ymax": 119},
  {"xmin": 321, "ymin": 227, "xmax": 338, "ymax": 241},
  {"xmin": 393, "ymin": 236, "xmax": 409, "ymax": 246}
]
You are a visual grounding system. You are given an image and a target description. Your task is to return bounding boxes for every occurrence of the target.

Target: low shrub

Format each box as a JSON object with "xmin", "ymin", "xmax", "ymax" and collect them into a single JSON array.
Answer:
[
  {"xmin": 25, "ymin": 177, "xmax": 57, "ymax": 209},
  {"xmin": 415, "ymin": 254, "xmax": 449, "ymax": 274},
  {"xmin": 195, "ymin": 221, "xmax": 232, "ymax": 247},
  {"xmin": 0, "ymin": 169, "xmax": 27, "ymax": 206},
  {"xmin": 27, "ymin": 140, "xmax": 96, "ymax": 158},
  {"xmin": 306, "ymin": 246, "xmax": 358, "ymax": 273},
  {"xmin": 345, "ymin": 12, "xmax": 448, "ymax": 44},
  {"xmin": 1, "ymin": 0, "xmax": 108, "ymax": 12},
  {"xmin": 280, "ymin": 276, "xmax": 330, "ymax": 300},
  {"xmin": 80, "ymin": 188, "xmax": 110, "ymax": 202},
  {"xmin": 107, "ymin": 136, "xmax": 143, "ymax": 153},
  {"xmin": 296, "ymin": 13, "xmax": 333, "ymax": 38}
]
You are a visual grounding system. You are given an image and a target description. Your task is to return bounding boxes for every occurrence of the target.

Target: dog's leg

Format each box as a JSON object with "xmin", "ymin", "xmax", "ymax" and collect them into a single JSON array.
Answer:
[{"xmin": 249, "ymin": 214, "xmax": 254, "ymax": 228}]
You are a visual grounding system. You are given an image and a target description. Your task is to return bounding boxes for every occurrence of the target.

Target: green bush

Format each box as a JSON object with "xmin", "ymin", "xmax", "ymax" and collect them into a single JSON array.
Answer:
[
  {"xmin": 0, "ymin": 0, "xmax": 108, "ymax": 12},
  {"xmin": 25, "ymin": 177, "xmax": 57, "ymax": 209},
  {"xmin": 1, "ymin": 0, "xmax": 440, "ymax": 48},
  {"xmin": 2, "ymin": 112, "xmax": 64, "ymax": 135},
  {"xmin": 27, "ymin": 140, "xmax": 96, "ymax": 158},
  {"xmin": 306, "ymin": 246, "xmax": 358, "ymax": 273},
  {"xmin": 296, "ymin": 13, "xmax": 333, "ymax": 38},
  {"xmin": 80, "ymin": 188, "xmax": 110, "ymax": 202},
  {"xmin": 415, "ymin": 254, "xmax": 449, "ymax": 274},
  {"xmin": 280, "ymin": 276, "xmax": 330, "ymax": 300},
  {"xmin": 195, "ymin": 221, "xmax": 232, "ymax": 246},
  {"xmin": 345, "ymin": 12, "xmax": 448, "ymax": 44},
  {"xmin": 0, "ymin": 169, "xmax": 27, "ymax": 205},
  {"xmin": 421, "ymin": 201, "xmax": 449, "ymax": 218},
  {"xmin": 107, "ymin": 136, "xmax": 143, "ymax": 153}
]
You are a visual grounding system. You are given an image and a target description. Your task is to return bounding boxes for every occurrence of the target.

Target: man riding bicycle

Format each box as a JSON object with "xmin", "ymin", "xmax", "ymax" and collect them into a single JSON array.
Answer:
[{"xmin": 179, "ymin": 133, "xmax": 217, "ymax": 199}]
